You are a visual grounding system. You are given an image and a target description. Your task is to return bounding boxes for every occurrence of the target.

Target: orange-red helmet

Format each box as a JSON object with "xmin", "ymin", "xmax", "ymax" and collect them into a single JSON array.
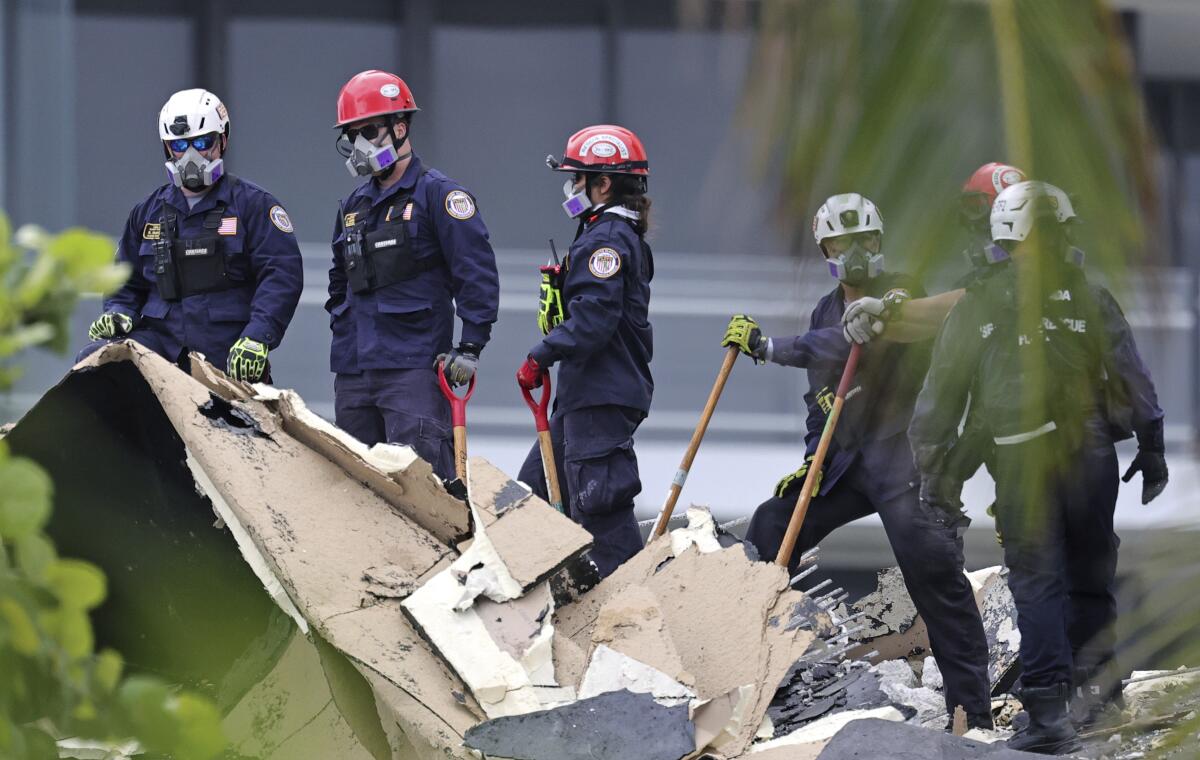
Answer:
[
  {"xmin": 334, "ymin": 70, "xmax": 419, "ymax": 129},
  {"xmin": 548, "ymin": 124, "xmax": 649, "ymax": 176},
  {"xmin": 961, "ymin": 162, "xmax": 1026, "ymax": 223}
]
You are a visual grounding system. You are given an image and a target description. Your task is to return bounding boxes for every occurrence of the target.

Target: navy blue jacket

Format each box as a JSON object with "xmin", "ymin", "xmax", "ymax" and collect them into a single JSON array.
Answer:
[
  {"xmin": 326, "ymin": 155, "xmax": 500, "ymax": 373},
  {"xmin": 911, "ymin": 263, "xmax": 1164, "ymax": 484},
  {"xmin": 104, "ymin": 175, "xmax": 303, "ymax": 366},
  {"xmin": 769, "ymin": 273, "xmax": 927, "ymax": 500},
  {"xmin": 529, "ymin": 208, "xmax": 654, "ymax": 415}
]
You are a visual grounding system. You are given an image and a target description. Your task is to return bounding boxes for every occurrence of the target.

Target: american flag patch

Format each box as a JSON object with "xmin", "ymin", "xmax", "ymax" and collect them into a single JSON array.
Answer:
[
  {"xmin": 403, "ymin": 202, "xmax": 413, "ymax": 221},
  {"xmin": 217, "ymin": 217, "xmax": 238, "ymax": 236}
]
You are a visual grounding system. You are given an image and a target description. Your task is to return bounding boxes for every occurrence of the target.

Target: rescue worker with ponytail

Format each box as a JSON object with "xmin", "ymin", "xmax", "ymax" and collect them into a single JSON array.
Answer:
[
  {"xmin": 326, "ymin": 70, "xmax": 499, "ymax": 480},
  {"xmin": 516, "ymin": 125, "xmax": 654, "ymax": 577},
  {"xmin": 80, "ymin": 89, "xmax": 304, "ymax": 382}
]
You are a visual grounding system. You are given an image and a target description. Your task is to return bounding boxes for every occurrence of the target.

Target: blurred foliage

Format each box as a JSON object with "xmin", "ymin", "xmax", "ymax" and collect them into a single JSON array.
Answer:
[
  {"xmin": 0, "ymin": 212, "xmax": 226, "ymax": 759},
  {"xmin": 747, "ymin": 0, "xmax": 1157, "ymax": 291},
  {"xmin": 748, "ymin": 1, "xmax": 1198, "ymax": 754}
]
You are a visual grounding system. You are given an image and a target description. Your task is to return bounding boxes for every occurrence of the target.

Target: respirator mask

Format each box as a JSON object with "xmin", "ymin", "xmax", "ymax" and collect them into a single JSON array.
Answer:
[
  {"xmin": 561, "ymin": 177, "xmax": 592, "ymax": 218},
  {"xmin": 826, "ymin": 234, "xmax": 884, "ymax": 286},
  {"xmin": 164, "ymin": 134, "xmax": 224, "ymax": 191},
  {"xmin": 337, "ymin": 120, "xmax": 407, "ymax": 178}
]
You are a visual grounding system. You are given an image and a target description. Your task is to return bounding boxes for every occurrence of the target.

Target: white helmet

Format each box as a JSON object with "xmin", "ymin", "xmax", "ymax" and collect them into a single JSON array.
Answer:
[
  {"xmin": 159, "ymin": 89, "xmax": 229, "ymax": 191},
  {"xmin": 158, "ymin": 88, "xmax": 229, "ymax": 142},
  {"xmin": 990, "ymin": 180, "xmax": 1076, "ymax": 243},
  {"xmin": 812, "ymin": 193, "xmax": 884, "ymax": 245}
]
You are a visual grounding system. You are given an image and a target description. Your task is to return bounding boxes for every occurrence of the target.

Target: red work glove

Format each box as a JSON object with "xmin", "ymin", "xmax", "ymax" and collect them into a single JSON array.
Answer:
[{"xmin": 516, "ymin": 355, "xmax": 543, "ymax": 390}]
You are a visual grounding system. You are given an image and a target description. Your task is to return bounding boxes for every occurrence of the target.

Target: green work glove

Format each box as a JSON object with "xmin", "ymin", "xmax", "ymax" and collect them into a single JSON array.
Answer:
[
  {"xmin": 227, "ymin": 337, "xmax": 269, "ymax": 382},
  {"xmin": 723, "ymin": 314, "xmax": 767, "ymax": 362},
  {"xmin": 88, "ymin": 311, "xmax": 135, "ymax": 341},
  {"xmin": 774, "ymin": 456, "xmax": 822, "ymax": 498}
]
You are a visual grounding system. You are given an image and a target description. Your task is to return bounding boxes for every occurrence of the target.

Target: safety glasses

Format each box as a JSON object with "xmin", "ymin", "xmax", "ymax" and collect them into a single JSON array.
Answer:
[
  {"xmin": 824, "ymin": 231, "xmax": 881, "ymax": 254},
  {"xmin": 342, "ymin": 122, "xmax": 389, "ymax": 143},
  {"xmin": 166, "ymin": 134, "xmax": 218, "ymax": 154}
]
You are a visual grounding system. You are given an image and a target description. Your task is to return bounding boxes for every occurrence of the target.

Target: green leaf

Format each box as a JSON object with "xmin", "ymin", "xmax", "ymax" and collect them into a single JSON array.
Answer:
[
  {"xmin": 47, "ymin": 559, "xmax": 107, "ymax": 610},
  {"xmin": 0, "ymin": 597, "xmax": 41, "ymax": 655},
  {"xmin": 93, "ymin": 648, "xmax": 124, "ymax": 693},
  {"xmin": 0, "ymin": 456, "xmax": 53, "ymax": 538},
  {"xmin": 118, "ymin": 677, "xmax": 179, "ymax": 750},
  {"xmin": 170, "ymin": 693, "xmax": 228, "ymax": 760},
  {"xmin": 14, "ymin": 533, "xmax": 57, "ymax": 581},
  {"xmin": 56, "ymin": 608, "xmax": 95, "ymax": 659}
]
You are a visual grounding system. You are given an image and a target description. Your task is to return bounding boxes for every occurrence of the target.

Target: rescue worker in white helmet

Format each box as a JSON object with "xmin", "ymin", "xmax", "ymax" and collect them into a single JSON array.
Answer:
[
  {"xmin": 723, "ymin": 193, "xmax": 993, "ymax": 730},
  {"xmin": 78, "ymin": 88, "xmax": 304, "ymax": 383},
  {"xmin": 910, "ymin": 181, "xmax": 1166, "ymax": 753}
]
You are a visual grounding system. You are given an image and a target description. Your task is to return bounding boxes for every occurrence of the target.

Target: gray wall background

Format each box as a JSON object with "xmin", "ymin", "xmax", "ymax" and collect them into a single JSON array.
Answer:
[{"xmin": 2, "ymin": 0, "xmax": 1199, "ymax": 532}]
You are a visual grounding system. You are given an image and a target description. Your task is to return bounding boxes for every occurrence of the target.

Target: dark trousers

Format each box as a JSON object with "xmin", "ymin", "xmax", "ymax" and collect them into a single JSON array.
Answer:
[
  {"xmin": 992, "ymin": 431, "xmax": 1120, "ymax": 688},
  {"xmin": 334, "ymin": 369, "xmax": 454, "ymax": 481},
  {"xmin": 518, "ymin": 404, "xmax": 645, "ymax": 578},
  {"xmin": 746, "ymin": 461, "xmax": 992, "ymax": 717}
]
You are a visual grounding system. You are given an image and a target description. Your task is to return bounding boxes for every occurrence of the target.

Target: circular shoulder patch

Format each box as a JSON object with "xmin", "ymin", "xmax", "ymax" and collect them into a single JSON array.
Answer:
[
  {"xmin": 444, "ymin": 190, "xmax": 476, "ymax": 220},
  {"xmin": 588, "ymin": 247, "xmax": 622, "ymax": 279},
  {"xmin": 269, "ymin": 205, "xmax": 294, "ymax": 233}
]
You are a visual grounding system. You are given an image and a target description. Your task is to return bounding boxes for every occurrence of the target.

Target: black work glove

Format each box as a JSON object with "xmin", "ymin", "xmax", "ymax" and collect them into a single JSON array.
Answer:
[
  {"xmin": 918, "ymin": 473, "xmax": 964, "ymax": 515},
  {"xmin": 1122, "ymin": 450, "xmax": 1168, "ymax": 505},
  {"xmin": 436, "ymin": 342, "xmax": 482, "ymax": 387}
]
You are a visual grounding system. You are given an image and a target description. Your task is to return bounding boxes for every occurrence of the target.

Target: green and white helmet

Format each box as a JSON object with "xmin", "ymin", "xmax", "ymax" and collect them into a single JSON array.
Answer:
[{"xmin": 812, "ymin": 193, "xmax": 884, "ymax": 246}]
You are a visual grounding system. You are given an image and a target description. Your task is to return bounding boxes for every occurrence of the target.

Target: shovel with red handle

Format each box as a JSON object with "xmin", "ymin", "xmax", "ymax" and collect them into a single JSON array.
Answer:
[
  {"xmin": 520, "ymin": 370, "xmax": 565, "ymax": 513},
  {"xmin": 437, "ymin": 360, "xmax": 476, "ymax": 483}
]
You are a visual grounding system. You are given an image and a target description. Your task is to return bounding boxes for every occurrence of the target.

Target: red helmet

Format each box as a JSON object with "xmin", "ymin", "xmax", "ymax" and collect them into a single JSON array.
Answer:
[
  {"xmin": 334, "ymin": 70, "xmax": 419, "ymax": 129},
  {"xmin": 961, "ymin": 162, "xmax": 1025, "ymax": 223},
  {"xmin": 548, "ymin": 124, "xmax": 648, "ymax": 176}
]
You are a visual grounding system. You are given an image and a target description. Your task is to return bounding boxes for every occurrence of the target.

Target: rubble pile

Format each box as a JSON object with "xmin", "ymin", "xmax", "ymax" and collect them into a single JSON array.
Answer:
[{"xmin": 6, "ymin": 343, "xmax": 1195, "ymax": 759}]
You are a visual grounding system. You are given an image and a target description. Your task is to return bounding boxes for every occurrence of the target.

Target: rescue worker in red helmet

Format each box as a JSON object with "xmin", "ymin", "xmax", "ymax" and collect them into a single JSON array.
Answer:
[
  {"xmin": 516, "ymin": 125, "xmax": 654, "ymax": 577},
  {"xmin": 326, "ymin": 70, "xmax": 499, "ymax": 480}
]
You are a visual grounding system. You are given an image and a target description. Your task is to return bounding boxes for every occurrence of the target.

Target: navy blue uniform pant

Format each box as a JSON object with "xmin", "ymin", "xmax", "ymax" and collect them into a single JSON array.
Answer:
[
  {"xmin": 746, "ymin": 461, "xmax": 992, "ymax": 718},
  {"xmin": 992, "ymin": 430, "xmax": 1120, "ymax": 689},
  {"xmin": 334, "ymin": 369, "xmax": 454, "ymax": 481},
  {"xmin": 518, "ymin": 404, "xmax": 645, "ymax": 578}
]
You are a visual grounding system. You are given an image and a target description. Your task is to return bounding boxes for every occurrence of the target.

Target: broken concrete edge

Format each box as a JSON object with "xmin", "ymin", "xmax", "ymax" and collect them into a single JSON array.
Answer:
[
  {"xmin": 267, "ymin": 388, "xmax": 471, "ymax": 544},
  {"xmin": 68, "ymin": 345, "xmax": 309, "ymax": 634},
  {"xmin": 747, "ymin": 706, "xmax": 905, "ymax": 752},
  {"xmin": 184, "ymin": 449, "xmax": 309, "ymax": 634}
]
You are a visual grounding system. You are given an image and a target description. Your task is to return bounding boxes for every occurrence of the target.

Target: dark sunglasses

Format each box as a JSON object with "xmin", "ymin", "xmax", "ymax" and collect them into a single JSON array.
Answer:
[
  {"xmin": 166, "ymin": 134, "xmax": 218, "ymax": 153},
  {"xmin": 342, "ymin": 122, "xmax": 389, "ymax": 143},
  {"xmin": 959, "ymin": 192, "xmax": 991, "ymax": 222}
]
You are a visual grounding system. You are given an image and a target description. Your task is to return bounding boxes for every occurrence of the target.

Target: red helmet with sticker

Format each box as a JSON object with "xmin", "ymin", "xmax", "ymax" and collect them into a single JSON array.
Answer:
[
  {"xmin": 334, "ymin": 70, "xmax": 420, "ymax": 128},
  {"xmin": 961, "ymin": 162, "xmax": 1026, "ymax": 223},
  {"xmin": 548, "ymin": 124, "xmax": 649, "ymax": 176}
]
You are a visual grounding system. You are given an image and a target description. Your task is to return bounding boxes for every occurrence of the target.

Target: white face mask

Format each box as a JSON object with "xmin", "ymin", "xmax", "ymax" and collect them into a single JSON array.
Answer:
[
  {"xmin": 344, "ymin": 133, "xmax": 399, "ymax": 177},
  {"xmin": 165, "ymin": 147, "xmax": 224, "ymax": 191},
  {"xmin": 562, "ymin": 178, "xmax": 591, "ymax": 218}
]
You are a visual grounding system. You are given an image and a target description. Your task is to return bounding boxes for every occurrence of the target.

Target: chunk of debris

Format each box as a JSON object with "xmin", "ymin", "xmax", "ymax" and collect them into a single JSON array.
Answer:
[
  {"xmin": 838, "ymin": 566, "xmax": 929, "ymax": 663},
  {"xmin": 968, "ymin": 566, "xmax": 1021, "ymax": 694},
  {"xmin": 578, "ymin": 644, "xmax": 696, "ymax": 706},
  {"xmin": 748, "ymin": 706, "xmax": 905, "ymax": 754},
  {"xmin": 815, "ymin": 717, "xmax": 1046, "ymax": 758},
  {"xmin": 554, "ymin": 507, "xmax": 820, "ymax": 758},
  {"xmin": 1123, "ymin": 667, "xmax": 1200, "ymax": 718},
  {"xmin": 462, "ymin": 689, "xmax": 695, "ymax": 760}
]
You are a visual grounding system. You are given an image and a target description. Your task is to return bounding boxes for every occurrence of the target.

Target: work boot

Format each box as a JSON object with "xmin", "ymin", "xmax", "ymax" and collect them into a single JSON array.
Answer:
[
  {"xmin": 1070, "ymin": 667, "xmax": 1126, "ymax": 730},
  {"xmin": 1006, "ymin": 683, "xmax": 1083, "ymax": 755}
]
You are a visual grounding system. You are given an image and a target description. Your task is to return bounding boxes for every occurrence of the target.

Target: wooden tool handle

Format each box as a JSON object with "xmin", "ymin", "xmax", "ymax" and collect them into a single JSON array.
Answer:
[
  {"xmin": 775, "ymin": 343, "xmax": 863, "ymax": 567},
  {"xmin": 651, "ymin": 346, "xmax": 739, "ymax": 538},
  {"xmin": 538, "ymin": 429, "xmax": 564, "ymax": 513}
]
